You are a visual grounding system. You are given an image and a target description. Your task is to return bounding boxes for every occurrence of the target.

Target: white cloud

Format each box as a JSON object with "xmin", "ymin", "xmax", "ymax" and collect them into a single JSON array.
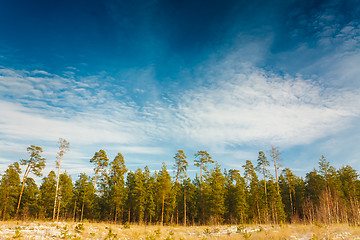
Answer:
[{"xmin": 175, "ymin": 69, "xmax": 360, "ymax": 147}]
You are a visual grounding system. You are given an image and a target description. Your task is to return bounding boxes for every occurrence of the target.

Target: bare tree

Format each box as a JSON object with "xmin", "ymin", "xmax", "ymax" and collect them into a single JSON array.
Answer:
[
  {"xmin": 270, "ymin": 146, "xmax": 281, "ymax": 194},
  {"xmin": 53, "ymin": 138, "xmax": 70, "ymax": 221}
]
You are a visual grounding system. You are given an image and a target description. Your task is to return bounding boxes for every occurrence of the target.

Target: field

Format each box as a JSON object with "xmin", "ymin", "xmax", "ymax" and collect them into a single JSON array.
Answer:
[{"xmin": 1, "ymin": 222, "xmax": 360, "ymax": 239}]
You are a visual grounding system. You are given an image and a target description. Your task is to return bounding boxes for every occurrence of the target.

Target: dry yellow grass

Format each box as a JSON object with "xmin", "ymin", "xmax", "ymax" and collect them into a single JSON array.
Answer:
[{"xmin": 1, "ymin": 221, "xmax": 360, "ymax": 239}]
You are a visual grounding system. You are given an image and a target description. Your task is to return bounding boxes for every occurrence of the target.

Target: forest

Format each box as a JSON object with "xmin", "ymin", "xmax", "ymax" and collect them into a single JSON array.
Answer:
[{"xmin": 1, "ymin": 138, "xmax": 359, "ymax": 226}]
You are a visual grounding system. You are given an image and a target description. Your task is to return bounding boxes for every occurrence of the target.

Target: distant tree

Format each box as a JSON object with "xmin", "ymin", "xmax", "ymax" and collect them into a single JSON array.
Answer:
[
  {"xmin": 74, "ymin": 173, "xmax": 93, "ymax": 221},
  {"xmin": 57, "ymin": 172, "xmax": 73, "ymax": 220},
  {"xmin": 109, "ymin": 153, "xmax": 127, "ymax": 223},
  {"xmin": 0, "ymin": 162, "xmax": 21, "ymax": 220},
  {"xmin": 156, "ymin": 162, "xmax": 172, "ymax": 225},
  {"xmin": 173, "ymin": 150, "xmax": 188, "ymax": 224},
  {"xmin": 270, "ymin": 146, "xmax": 281, "ymax": 194},
  {"xmin": 279, "ymin": 168, "xmax": 297, "ymax": 220},
  {"xmin": 267, "ymin": 178, "xmax": 285, "ymax": 224},
  {"xmin": 205, "ymin": 163, "xmax": 226, "ymax": 224},
  {"xmin": 90, "ymin": 150, "xmax": 109, "ymax": 191},
  {"xmin": 20, "ymin": 177, "xmax": 39, "ymax": 220},
  {"xmin": 225, "ymin": 169, "xmax": 247, "ymax": 224},
  {"xmin": 39, "ymin": 171, "xmax": 56, "ymax": 219},
  {"xmin": 53, "ymin": 138, "xmax": 70, "ymax": 221},
  {"xmin": 144, "ymin": 166, "xmax": 156, "ymax": 224},
  {"xmin": 338, "ymin": 165, "xmax": 360, "ymax": 224},
  {"xmin": 174, "ymin": 150, "xmax": 188, "ymax": 184},
  {"xmin": 15, "ymin": 145, "xmax": 46, "ymax": 219},
  {"xmin": 194, "ymin": 150, "xmax": 214, "ymax": 223},
  {"xmin": 243, "ymin": 160, "xmax": 262, "ymax": 223},
  {"xmin": 255, "ymin": 151, "xmax": 270, "ymax": 203},
  {"xmin": 194, "ymin": 151, "xmax": 214, "ymax": 184}
]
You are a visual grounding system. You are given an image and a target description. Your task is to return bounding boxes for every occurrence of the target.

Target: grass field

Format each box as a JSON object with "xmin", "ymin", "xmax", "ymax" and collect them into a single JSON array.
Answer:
[{"xmin": 1, "ymin": 221, "xmax": 360, "ymax": 239}]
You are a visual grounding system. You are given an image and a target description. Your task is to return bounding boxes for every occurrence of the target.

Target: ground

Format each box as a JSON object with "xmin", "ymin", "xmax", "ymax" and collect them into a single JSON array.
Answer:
[{"xmin": 1, "ymin": 221, "xmax": 360, "ymax": 239}]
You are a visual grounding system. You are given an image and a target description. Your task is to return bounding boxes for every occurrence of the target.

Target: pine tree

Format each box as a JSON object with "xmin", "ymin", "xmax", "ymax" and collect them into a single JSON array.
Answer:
[
  {"xmin": 279, "ymin": 168, "xmax": 296, "ymax": 221},
  {"xmin": 109, "ymin": 153, "xmax": 127, "ymax": 223},
  {"xmin": 156, "ymin": 162, "xmax": 172, "ymax": 225},
  {"xmin": 205, "ymin": 163, "xmax": 226, "ymax": 224},
  {"xmin": 194, "ymin": 150, "xmax": 214, "ymax": 224},
  {"xmin": 74, "ymin": 173, "xmax": 93, "ymax": 221},
  {"xmin": 144, "ymin": 166, "xmax": 156, "ymax": 224},
  {"xmin": 243, "ymin": 160, "xmax": 262, "ymax": 223},
  {"xmin": 270, "ymin": 146, "xmax": 281, "ymax": 194},
  {"xmin": 173, "ymin": 150, "xmax": 188, "ymax": 225},
  {"xmin": 90, "ymin": 149, "xmax": 109, "ymax": 192},
  {"xmin": 39, "ymin": 171, "xmax": 57, "ymax": 219},
  {"xmin": 15, "ymin": 145, "xmax": 46, "ymax": 219},
  {"xmin": 225, "ymin": 169, "xmax": 247, "ymax": 224},
  {"xmin": 57, "ymin": 172, "xmax": 73, "ymax": 220},
  {"xmin": 338, "ymin": 165, "xmax": 360, "ymax": 224},
  {"xmin": 0, "ymin": 162, "xmax": 21, "ymax": 220},
  {"xmin": 255, "ymin": 151, "xmax": 270, "ymax": 202},
  {"xmin": 20, "ymin": 177, "xmax": 39, "ymax": 220}
]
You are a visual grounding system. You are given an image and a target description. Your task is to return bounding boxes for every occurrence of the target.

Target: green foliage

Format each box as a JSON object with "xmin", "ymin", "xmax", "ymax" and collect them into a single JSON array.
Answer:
[
  {"xmin": 154, "ymin": 227, "xmax": 161, "ymax": 236},
  {"xmin": 13, "ymin": 226, "xmax": 22, "ymax": 239},
  {"xmin": 0, "ymin": 162, "xmax": 21, "ymax": 220},
  {"xmin": 75, "ymin": 223, "xmax": 85, "ymax": 233},
  {"xmin": 3, "ymin": 147, "xmax": 360, "ymax": 226},
  {"xmin": 123, "ymin": 222, "xmax": 130, "ymax": 229},
  {"xmin": 104, "ymin": 227, "xmax": 118, "ymax": 240},
  {"xmin": 203, "ymin": 227, "xmax": 211, "ymax": 235},
  {"xmin": 60, "ymin": 225, "xmax": 70, "ymax": 239},
  {"xmin": 242, "ymin": 230, "xmax": 252, "ymax": 239},
  {"xmin": 310, "ymin": 233, "xmax": 320, "ymax": 240}
]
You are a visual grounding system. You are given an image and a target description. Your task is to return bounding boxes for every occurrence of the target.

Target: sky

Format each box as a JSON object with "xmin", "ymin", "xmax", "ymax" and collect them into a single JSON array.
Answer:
[{"xmin": 0, "ymin": 0, "xmax": 360, "ymax": 181}]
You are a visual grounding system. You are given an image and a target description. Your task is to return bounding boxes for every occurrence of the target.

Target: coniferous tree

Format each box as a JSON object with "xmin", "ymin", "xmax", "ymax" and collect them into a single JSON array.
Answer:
[
  {"xmin": 338, "ymin": 165, "xmax": 360, "ymax": 224},
  {"xmin": 173, "ymin": 150, "xmax": 188, "ymax": 225},
  {"xmin": 225, "ymin": 169, "xmax": 247, "ymax": 224},
  {"xmin": 255, "ymin": 151, "xmax": 270, "ymax": 202},
  {"xmin": 39, "ymin": 171, "xmax": 56, "ymax": 219},
  {"xmin": 144, "ymin": 166, "xmax": 156, "ymax": 224},
  {"xmin": 20, "ymin": 177, "xmax": 39, "ymax": 220},
  {"xmin": 205, "ymin": 163, "xmax": 226, "ymax": 224},
  {"xmin": 15, "ymin": 145, "xmax": 46, "ymax": 219},
  {"xmin": 90, "ymin": 149, "xmax": 109, "ymax": 192},
  {"xmin": 194, "ymin": 150, "xmax": 214, "ymax": 224},
  {"xmin": 57, "ymin": 172, "xmax": 73, "ymax": 220},
  {"xmin": 267, "ymin": 178, "xmax": 285, "ymax": 224},
  {"xmin": 74, "ymin": 173, "xmax": 93, "ymax": 221},
  {"xmin": 243, "ymin": 160, "xmax": 262, "ymax": 223},
  {"xmin": 0, "ymin": 162, "xmax": 21, "ymax": 220},
  {"xmin": 156, "ymin": 162, "xmax": 172, "ymax": 225},
  {"xmin": 109, "ymin": 153, "xmax": 127, "ymax": 223},
  {"xmin": 270, "ymin": 146, "xmax": 281, "ymax": 194},
  {"xmin": 279, "ymin": 168, "xmax": 296, "ymax": 221}
]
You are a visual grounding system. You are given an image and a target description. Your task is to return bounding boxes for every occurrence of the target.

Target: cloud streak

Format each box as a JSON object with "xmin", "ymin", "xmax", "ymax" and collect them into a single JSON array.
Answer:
[{"xmin": 175, "ymin": 68, "xmax": 360, "ymax": 147}]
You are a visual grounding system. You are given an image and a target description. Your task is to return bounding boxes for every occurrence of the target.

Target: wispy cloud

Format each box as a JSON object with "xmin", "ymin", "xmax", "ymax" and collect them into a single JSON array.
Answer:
[{"xmin": 174, "ymin": 67, "xmax": 360, "ymax": 147}]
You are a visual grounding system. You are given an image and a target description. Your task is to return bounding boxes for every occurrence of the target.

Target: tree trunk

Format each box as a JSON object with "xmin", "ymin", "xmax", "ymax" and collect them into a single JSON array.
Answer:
[
  {"xmin": 81, "ymin": 192, "xmax": 85, "ymax": 222},
  {"xmin": 56, "ymin": 197, "xmax": 61, "ymax": 221},
  {"xmin": 161, "ymin": 189, "xmax": 165, "ymax": 225},
  {"xmin": 184, "ymin": 188, "xmax": 186, "ymax": 226},
  {"xmin": 2, "ymin": 190, "xmax": 9, "ymax": 221},
  {"xmin": 53, "ymin": 154, "xmax": 62, "ymax": 221},
  {"xmin": 73, "ymin": 200, "xmax": 76, "ymax": 222},
  {"xmin": 15, "ymin": 174, "xmax": 28, "ymax": 219},
  {"xmin": 93, "ymin": 169, "xmax": 98, "ymax": 192},
  {"xmin": 272, "ymin": 148, "xmax": 280, "ymax": 195}
]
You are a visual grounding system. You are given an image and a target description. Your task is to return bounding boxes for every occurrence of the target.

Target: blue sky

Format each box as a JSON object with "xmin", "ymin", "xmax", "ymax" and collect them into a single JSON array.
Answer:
[{"xmin": 1, "ymin": 0, "xmax": 360, "ymax": 180}]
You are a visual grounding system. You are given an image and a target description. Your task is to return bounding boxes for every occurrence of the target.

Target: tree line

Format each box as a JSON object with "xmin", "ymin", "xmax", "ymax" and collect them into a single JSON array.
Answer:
[{"xmin": 1, "ymin": 139, "xmax": 360, "ymax": 225}]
